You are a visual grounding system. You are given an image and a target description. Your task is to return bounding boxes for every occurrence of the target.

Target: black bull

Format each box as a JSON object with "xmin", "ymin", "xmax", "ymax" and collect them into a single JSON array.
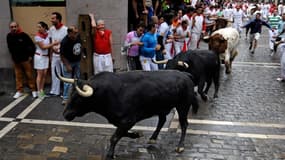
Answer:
[
  {"xmin": 57, "ymin": 70, "xmax": 199, "ymax": 159},
  {"xmin": 153, "ymin": 50, "xmax": 220, "ymax": 101}
]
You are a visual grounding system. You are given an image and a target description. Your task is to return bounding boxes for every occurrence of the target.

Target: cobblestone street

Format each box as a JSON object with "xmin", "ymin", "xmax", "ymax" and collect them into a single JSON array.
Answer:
[{"xmin": 0, "ymin": 28, "xmax": 285, "ymax": 160}]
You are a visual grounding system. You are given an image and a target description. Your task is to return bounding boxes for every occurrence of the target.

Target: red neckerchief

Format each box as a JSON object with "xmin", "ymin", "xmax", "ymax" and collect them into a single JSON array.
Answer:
[
  {"xmin": 11, "ymin": 27, "xmax": 23, "ymax": 34},
  {"xmin": 187, "ymin": 14, "xmax": 192, "ymax": 20},
  {"xmin": 98, "ymin": 30, "xmax": 105, "ymax": 36},
  {"xmin": 55, "ymin": 23, "xmax": 63, "ymax": 30},
  {"xmin": 16, "ymin": 27, "xmax": 23, "ymax": 34},
  {"xmin": 36, "ymin": 32, "xmax": 48, "ymax": 39}
]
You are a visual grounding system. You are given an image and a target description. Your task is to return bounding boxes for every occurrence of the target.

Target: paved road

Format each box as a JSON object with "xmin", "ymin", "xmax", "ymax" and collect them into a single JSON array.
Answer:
[{"xmin": 0, "ymin": 28, "xmax": 285, "ymax": 160}]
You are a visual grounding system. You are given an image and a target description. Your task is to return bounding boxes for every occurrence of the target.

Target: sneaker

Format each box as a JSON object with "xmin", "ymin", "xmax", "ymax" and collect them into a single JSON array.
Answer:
[
  {"xmin": 250, "ymin": 48, "xmax": 255, "ymax": 54},
  {"xmin": 62, "ymin": 100, "xmax": 68, "ymax": 105},
  {"xmin": 38, "ymin": 91, "xmax": 46, "ymax": 99},
  {"xmin": 276, "ymin": 78, "xmax": 285, "ymax": 82},
  {"xmin": 32, "ymin": 91, "xmax": 38, "ymax": 98},
  {"xmin": 13, "ymin": 91, "xmax": 23, "ymax": 99},
  {"xmin": 46, "ymin": 93, "xmax": 59, "ymax": 97}
]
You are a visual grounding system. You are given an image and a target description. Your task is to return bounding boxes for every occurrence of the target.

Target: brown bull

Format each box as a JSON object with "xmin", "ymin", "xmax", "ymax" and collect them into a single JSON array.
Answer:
[{"xmin": 205, "ymin": 27, "xmax": 240, "ymax": 74}]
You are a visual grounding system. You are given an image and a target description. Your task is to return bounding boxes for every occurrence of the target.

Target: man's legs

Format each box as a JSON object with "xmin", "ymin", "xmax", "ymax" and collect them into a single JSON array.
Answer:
[
  {"xmin": 127, "ymin": 56, "xmax": 136, "ymax": 71},
  {"xmin": 150, "ymin": 58, "xmax": 158, "ymax": 71},
  {"xmin": 140, "ymin": 56, "xmax": 151, "ymax": 71},
  {"xmin": 189, "ymin": 33, "xmax": 200, "ymax": 50},
  {"xmin": 249, "ymin": 33, "xmax": 254, "ymax": 52},
  {"xmin": 269, "ymin": 29, "xmax": 274, "ymax": 51},
  {"xmin": 93, "ymin": 53, "xmax": 113, "ymax": 74},
  {"xmin": 61, "ymin": 63, "xmax": 72, "ymax": 103},
  {"xmin": 49, "ymin": 55, "xmax": 61, "ymax": 95},
  {"xmin": 249, "ymin": 33, "xmax": 260, "ymax": 54},
  {"xmin": 93, "ymin": 54, "xmax": 102, "ymax": 75},
  {"xmin": 174, "ymin": 41, "xmax": 183, "ymax": 55},
  {"xmin": 103, "ymin": 54, "xmax": 114, "ymax": 72},
  {"xmin": 22, "ymin": 60, "xmax": 36, "ymax": 92},
  {"xmin": 62, "ymin": 62, "xmax": 80, "ymax": 105},
  {"xmin": 14, "ymin": 63, "xmax": 24, "ymax": 93}
]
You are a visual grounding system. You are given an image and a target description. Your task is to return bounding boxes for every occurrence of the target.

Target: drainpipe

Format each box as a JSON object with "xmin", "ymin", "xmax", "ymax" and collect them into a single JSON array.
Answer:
[{"xmin": 8, "ymin": 0, "xmax": 14, "ymax": 20}]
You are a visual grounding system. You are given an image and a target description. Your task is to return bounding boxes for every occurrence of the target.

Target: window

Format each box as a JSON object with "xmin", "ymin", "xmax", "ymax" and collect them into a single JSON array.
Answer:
[{"xmin": 10, "ymin": 0, "xmax": 66, "ymax": 6}]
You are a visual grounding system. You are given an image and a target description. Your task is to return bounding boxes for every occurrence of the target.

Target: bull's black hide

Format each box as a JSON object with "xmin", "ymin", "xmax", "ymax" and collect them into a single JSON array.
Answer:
[
  {"xmin": 62, "ymin": 70, "xmax": 199, "ymax": 159},
  {"xmin": 165, "ymin": 50, "xmax": 220, "ymax": 101}
]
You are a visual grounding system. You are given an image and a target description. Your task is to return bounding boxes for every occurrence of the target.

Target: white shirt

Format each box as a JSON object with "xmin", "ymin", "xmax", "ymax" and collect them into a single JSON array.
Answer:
[
  {"xmin": 48, "ymin": 25, "xmax": 67, "ymax": 55},
  {"xmin": 182, "ymin": 14, "xmax": 193, "ymax": 32},
  {"xmin": 191, "ymin": 14, "xmax": 205, "ymax": 34},
  {"xmin": 158, "ymin": 22, "xmax": 169, "ymax": 44},
  {"xmin": 224, "ymin": 8, "xmax": 234, "ymax": 21},
  {"xmin": 34, "ymin": 35, "xmax": 50, "ymax": 55},
  {"xmin": 278, "ymin": 4, "xmax": 283, "ymax": 15},
  {"xmin": 176, "ymin": 26, "xmax": 190, "ymax": 42},
  {"xmin": 233, "ymin": 9, "xmax": 245, "ymax": 24}
]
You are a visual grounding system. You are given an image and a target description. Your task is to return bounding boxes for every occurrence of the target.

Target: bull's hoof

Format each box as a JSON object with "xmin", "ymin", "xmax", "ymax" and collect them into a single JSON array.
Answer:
[
  {"xmin": 201, "ymin": 95, "xmax": 208, "ymax": 102},
  {"xmin": 175, "ymin": 146, "xmax": 185, "ymax": 153},
  {"xmin": 129, "ymin": 131, "xmax": 144, "ymax": 139},
  {"xmin": 106, "ymin": 154, "xmax": 116, "ymax": 160},
  {"xmin": 225, "ymin": 68, "xmax": 231, "ymax": 74},
  {"xmin": 148, "ymin": 139, "xmax": 157, "ymax": 144},
  {"xmin": 192, "ymin": 106, "xmax": 198, "ymax": 114}
]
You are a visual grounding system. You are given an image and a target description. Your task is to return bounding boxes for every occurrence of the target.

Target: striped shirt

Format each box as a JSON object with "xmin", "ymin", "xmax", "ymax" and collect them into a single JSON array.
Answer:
[{"xmin": 268, "ymin": 15, "xmax": 281, "ymax": 29}]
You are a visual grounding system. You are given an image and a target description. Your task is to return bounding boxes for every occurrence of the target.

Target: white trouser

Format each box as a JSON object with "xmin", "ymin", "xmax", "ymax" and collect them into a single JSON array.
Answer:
[
  {"xmin": 50, "ymin": 54, "xmax": 61, "ymax": 95},
  {"xmin": 189, "ymin": 33, "xmax": 201, "ymax": 50},
  {"xmin": 277, "ymin": 43, "xmax": 285, "ymax": 78},
  {"xmin": 185, "ymin": 37, "xmax": 190, "ymax": 50},
  {"xmin": 233, "ymin": 22, "xmax": 242, "ymax": 34},
  {"xmin": 174, "ymin": 41, "xmax": 184, "ymax": 54},
  {"xmin": 269, "ymin": 29, "xmax": 278, "ymax": 50},
  {"xmin": 93, "ymin": 53, "xmax": 113, "ymax": 75},
  {"xmin": 164, "ymin": 42, "xmax": 173, "ymax": 59},
  {"xmin": 139, "ymin": 56, "xmax": 158, "ymax": 71}
]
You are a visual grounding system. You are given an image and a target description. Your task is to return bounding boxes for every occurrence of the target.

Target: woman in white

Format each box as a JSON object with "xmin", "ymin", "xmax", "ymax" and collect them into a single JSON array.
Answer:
[{"xmin": 34, "ymin": 21, "xmax": 58, "ymax": 98}]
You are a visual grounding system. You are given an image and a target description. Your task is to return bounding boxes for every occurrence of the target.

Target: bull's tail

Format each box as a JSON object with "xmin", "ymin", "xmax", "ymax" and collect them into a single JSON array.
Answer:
[
  {"xmin": 183, "ymin": 72, "xmax": 199, "ymax": 114},
  {"xmin": 191, "ymin": 93, "xmax": 199, "ymax": 114}
]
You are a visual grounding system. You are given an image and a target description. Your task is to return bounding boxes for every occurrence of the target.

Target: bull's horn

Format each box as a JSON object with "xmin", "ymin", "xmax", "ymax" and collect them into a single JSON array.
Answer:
[
  {"xmin": 203, "ymin": 35, "xmax": 210, "ymax": 39},
  {"xmin": 178, "ymin": 61, "xmax": 189, "ymax": 68},
  {"xmin": 151, "ymin": 59, "xmax": 169, "ymax": 64},
  {"xmin": 55, "ymin": 68, "xmax": 75, "ymax": 84},
  {"xmin": 75, "ymin": 84, "xmax": 93, "ymax": 97}
]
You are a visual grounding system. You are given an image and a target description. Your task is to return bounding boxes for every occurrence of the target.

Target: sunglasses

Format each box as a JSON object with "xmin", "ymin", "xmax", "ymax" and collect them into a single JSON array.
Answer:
[{"xmin": 10, "ymin": 25, "xmax": 17, "ymax": 28}]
